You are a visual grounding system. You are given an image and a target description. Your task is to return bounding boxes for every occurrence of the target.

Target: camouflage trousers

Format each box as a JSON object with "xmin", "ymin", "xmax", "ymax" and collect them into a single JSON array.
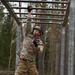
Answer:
[{"xmin": 15, "ymin": 59, "xmax": 39, "ymax": 75}]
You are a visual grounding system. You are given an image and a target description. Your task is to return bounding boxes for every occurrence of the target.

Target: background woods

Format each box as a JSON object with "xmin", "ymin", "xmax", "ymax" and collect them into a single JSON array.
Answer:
[{"xmin": 0, "ymin": 0, "xmax": 75, "ymax": 75}]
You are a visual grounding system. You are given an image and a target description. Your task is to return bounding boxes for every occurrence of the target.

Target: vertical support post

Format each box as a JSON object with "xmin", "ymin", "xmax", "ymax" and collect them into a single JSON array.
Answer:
[
  {"xmin": 60, "ymin": 27, "xmax": 65, "ymax": 75},
  {"xmin": 19, "ymin": 2, "xmax": 23, "ymax": 42},
  {"xmin": 68, "ymin": 0, "xmax": 75, "ymax": 75},
  {"xmin": 16, "ymin": 25, "xmax": 21, "ymax": 68}
]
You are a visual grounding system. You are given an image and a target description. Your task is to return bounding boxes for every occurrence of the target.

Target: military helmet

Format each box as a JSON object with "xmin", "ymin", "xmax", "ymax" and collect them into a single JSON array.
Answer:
[{"xmin": 31, "ymin": 26, "xmax": 43, "ymax": 35}]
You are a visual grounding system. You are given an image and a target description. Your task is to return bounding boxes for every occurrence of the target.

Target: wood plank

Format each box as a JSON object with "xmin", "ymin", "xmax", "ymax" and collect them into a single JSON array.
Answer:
[{"xmin": 1, "ymin": 0, "xmax": 20, "ymax": 25}]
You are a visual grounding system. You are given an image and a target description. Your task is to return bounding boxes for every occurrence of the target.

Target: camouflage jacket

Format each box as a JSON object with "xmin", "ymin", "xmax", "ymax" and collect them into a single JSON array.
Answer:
[
  {"xmin": 18, "ymin": 35, "xmax": 44, "ymax": 62},
  {"xmin": 17, "ymin": 17, "xmax": 44, "ymax": 62}
]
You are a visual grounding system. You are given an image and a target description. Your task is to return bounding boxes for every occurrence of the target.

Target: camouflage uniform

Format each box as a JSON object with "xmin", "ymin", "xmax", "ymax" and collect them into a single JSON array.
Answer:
[
  {"xmin": 15, "ymin": 60, "xmax": 38, "ymax": 75},
  {"xmin": 15, "ymin": 17, "xmax": 44, "ymax": 75}
]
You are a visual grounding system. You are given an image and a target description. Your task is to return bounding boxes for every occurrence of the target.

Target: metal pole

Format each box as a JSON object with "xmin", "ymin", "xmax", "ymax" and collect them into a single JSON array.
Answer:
[
  {"xmin": 60, "ymin": 27, "xmax": 65, "ymax": 75},
  {"xmin": 68, "ymin": 0, "xmax": 75, "ymax": 75}
]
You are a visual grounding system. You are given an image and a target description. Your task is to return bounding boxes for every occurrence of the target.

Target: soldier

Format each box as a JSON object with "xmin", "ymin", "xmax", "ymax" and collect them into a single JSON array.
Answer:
[{"xmin": 15, "ymin": 6, "xmax": 44, "ymax": 75}]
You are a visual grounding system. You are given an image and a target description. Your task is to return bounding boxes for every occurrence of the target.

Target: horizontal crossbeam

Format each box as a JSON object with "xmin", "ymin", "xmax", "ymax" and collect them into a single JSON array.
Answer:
[
  {"xmin": 11, "ymin": 7, "xmax": 67, "ymax": 11},
  {"xmin": 17, "ymin": 13, "xmax": 65, "ymax": 16},
  {"xmin": 4, "ymin": 13, "xmax": 65, "ymax": 16},
  {"xmin": 5, "ymin": 0, "xmax": 68, "ymax": 4},
  {"xmin": 18, "ymin": 17, "xmax": 64, "ymax": 21},
  {"xmin": 21, "ymin": 21, "xmax": 62, "ymax": 25}
]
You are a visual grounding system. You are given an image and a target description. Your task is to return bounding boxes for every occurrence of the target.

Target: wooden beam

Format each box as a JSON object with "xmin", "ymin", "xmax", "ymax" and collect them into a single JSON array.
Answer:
[
  {"xmin": 1, "ymin": 0, "xmax": 20, "ymax": 25},
  {"xmin": 68, "ymin": 0, "xmax": 75, "ymax": 75},
  {"xmin": 5, "ymin": 0, "xmax": 68, "ymax": 4},
  {"xmin": 21, "ymin": 21, "xmax": 62, "ymax": 25},
  {"xmin": 18, "ymin": 17, "xmax": 64, "ymax": 21},
  {"xmin": 4, "ymin": 13, "xmax": 65, "ymax": 16},
  {"xmin": 62, "ymin": 0, "xmax": 70, "ymax": 26},
  {"xmin": 11, "ymin": 7, "xmax": 67, "ymax": 11}
]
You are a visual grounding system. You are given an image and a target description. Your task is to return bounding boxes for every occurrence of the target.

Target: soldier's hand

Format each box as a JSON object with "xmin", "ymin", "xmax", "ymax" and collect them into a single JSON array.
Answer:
[
  {"xmin": 27, "ymin": 6, "xmax": 33, "ymax": 12},
  {"xmin": 35, "ymin": 46, "xmax": 40, "ymax": 51},
  {"xmin": 35, "ymin": 45, "xmax": 44, "ymax": 53}
]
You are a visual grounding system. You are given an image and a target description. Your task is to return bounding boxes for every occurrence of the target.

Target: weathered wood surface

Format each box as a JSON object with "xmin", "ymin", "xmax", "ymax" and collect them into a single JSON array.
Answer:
[{"xmin": 0, "ymin": 71, "xmax": 15, "ymax": 74}]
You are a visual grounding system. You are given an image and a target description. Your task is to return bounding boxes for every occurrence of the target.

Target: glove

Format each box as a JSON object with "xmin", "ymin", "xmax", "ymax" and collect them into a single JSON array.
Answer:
[
  {"xmin": 27, "ymin": 6, "xmax": 33, "ymax": 12},
  {"xmin": 33, "ymin": 39, "xmax": 40, "ymax": 47}
]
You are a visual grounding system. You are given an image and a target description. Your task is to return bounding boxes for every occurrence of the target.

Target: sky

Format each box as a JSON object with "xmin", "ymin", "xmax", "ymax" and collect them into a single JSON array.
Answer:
[
  {"xmin": 3, "ymin": 0, "xmax": 52, "ymax": 13},
  {"xmin": 3, "ymin": 2, "xmax": 28, "ymax": 16},
  {"xmin": 2, "ymin": 0, "xmax": 54, "ymax": 26}
]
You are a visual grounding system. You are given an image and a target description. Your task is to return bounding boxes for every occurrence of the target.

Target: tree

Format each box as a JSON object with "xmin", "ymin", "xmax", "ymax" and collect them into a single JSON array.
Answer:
[
  {"xmin": 0, "ymin": 15, "xmax": 16, "ymax": 70},
  {"xmin": 0, "ymin": 1, "xmax": 4, "ymax": 32}
]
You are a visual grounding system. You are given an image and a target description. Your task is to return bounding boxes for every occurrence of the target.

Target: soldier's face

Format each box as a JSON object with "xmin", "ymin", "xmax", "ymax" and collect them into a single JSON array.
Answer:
[{"xmin": 33, "ymin": 29, "xmax": 41, "ymax": 37}]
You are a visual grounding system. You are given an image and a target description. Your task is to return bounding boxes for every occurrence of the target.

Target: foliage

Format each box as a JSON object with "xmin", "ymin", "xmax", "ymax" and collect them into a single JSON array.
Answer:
[
  {"xmin": 0, "ymin": 15, "xmax": 16, "ymax": 70},
  {"xmin": 0, "ymin": 2, "xmax": 4, "ymax": 31}
]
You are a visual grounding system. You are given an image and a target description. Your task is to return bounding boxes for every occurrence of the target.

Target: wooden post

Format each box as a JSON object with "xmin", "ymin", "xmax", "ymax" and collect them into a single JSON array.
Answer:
[
  {"xmin": 68, "ymin": 0, "xmax": 75, "ymax": 75},
  {"xmin": 16, "ymin": 25, "xmax": 21, "ymax": 68},
  {"xmin": 60, "ymin": 27, "xmax": 65, "ymax": 75}
]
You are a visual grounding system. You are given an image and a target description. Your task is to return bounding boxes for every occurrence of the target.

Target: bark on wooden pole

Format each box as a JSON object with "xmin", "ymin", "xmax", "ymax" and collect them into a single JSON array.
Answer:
[
  {"xmin": 68, "ymin": 0, "xmax": 75, "ymax": 75},
  {"xmin": 60, "ymin": 27, "xmax": 65, "ymax": 75},
  {"xmin": 16, "ymin": 25, "xmax": 21, "ymax": 68}
]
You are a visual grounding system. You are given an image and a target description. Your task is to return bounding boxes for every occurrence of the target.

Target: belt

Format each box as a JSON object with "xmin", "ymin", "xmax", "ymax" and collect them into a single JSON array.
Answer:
[
  {"xmin": 19, "ymin": 58, "xmax": 35, "ymax": 63},
  {"xmin": 20, "ymin": 58, "xmax": 28, "ymax": 61},
  {"xmin": 20, "ymin": 58, "xmax": 33, "ymax": 63}
]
